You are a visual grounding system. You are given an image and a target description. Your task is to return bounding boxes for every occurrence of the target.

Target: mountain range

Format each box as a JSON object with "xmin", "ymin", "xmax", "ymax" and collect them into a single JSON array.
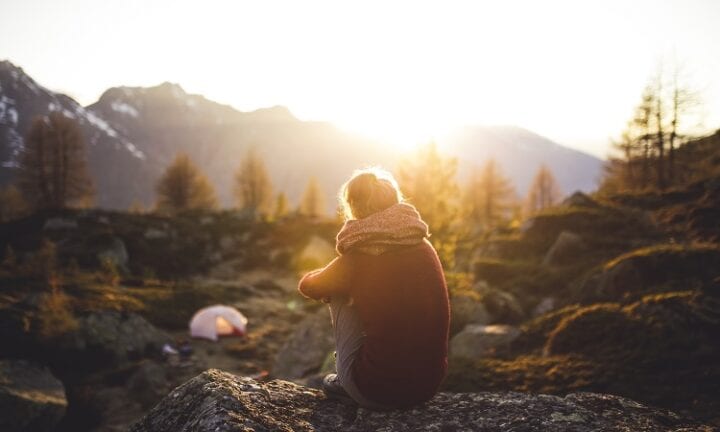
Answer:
[{"xmin": 0, "ymin": 60, "xmax": 603, "ymax": 211}]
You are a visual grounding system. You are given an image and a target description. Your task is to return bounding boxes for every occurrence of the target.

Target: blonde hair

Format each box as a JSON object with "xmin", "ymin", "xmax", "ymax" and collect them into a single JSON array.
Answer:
[{"xmin": 339, "ymin": 167, "xmax": 404, "ymax": 220}]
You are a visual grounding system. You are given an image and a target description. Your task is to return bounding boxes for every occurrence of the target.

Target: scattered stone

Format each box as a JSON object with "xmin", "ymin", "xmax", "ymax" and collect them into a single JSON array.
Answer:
[
  {"xmin": 449, "ymin": 324, "xmax": 521, "ymax": 360},
  {"xmin": 272, "ymin": 309, "xmax": 334, "ymax": 379},
  {"xmin": 542, "ymin": 231, "xmax": 586, "ymax": 266},
  {"xmin": 0, "ymin": 360, "xmax": 67, "ymax": 432},
  {"xmin": 43, "ymin": 218, "xmax": 78, "ymax": 230},
  {"xmin": 130, "ymin": 369, "xmax": 713, "ymax": 431},
  {"xmin": 144, "ymin": 228, "xmax": 168, "ymax": 239}
]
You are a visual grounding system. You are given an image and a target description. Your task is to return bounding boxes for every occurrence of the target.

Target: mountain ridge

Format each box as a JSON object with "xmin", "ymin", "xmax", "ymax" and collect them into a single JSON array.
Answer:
[{"xmin": 0, "ymin": 59, "xmax": 603, "ymax": 210}]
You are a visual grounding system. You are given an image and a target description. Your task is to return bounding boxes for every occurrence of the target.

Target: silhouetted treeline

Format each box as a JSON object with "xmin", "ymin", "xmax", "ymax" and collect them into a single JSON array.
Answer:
[{"xmin": 601, "ymin": 64, "xmax": 701, "ymax": 193}]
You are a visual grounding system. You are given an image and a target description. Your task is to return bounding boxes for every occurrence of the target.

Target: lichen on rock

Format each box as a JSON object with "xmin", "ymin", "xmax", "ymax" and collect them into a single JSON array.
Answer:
[{"xmin": 130, "ymin": 369, "xmax": 713, "ymax": 432}]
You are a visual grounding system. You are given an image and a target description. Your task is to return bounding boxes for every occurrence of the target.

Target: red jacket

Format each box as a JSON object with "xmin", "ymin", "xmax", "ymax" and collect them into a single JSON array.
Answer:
[{"xmin": 298, "ymin": 239, "xmax": 450, "ymax": 407}]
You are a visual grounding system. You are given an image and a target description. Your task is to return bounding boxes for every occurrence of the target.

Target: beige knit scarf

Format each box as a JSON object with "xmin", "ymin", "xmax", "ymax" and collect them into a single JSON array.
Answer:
[{"xmin": 336, "ymin": 203, "xmax": 430, "ymax": 256}]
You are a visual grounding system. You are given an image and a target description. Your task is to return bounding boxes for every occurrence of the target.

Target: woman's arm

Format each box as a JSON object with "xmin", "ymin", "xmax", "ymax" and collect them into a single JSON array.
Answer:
[{"xmin": 298, "ymin": 256, "xmax": 352, "ymax": 301}]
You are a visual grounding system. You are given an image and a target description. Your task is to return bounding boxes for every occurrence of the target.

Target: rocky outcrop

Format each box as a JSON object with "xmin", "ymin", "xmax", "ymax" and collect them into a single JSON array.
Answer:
[
  {"xmin": 0, "ymin": 360, "xmax": 67, "ymax": 432},
  {"xmin": 272, "ymin": 308, "xmax": 334, "ymax": 379},
  {"xmin": 130, "ymin": 369, "xmax": 713, "ymax": 431}
]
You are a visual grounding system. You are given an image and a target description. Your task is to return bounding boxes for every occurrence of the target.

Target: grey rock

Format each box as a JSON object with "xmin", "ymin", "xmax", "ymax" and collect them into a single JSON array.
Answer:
[
  {"xmin": 96, "ymin": 236, "xmax": 128, "ymax": 269},
  {"xmin": 0, "ymin": 360, "xmax": 67, "ymax": 432},
  {"xmin": 449, "ymin": 324, "xmax": 521, "ymax": 360},
  {"xmin": 43, "ymin": 217, "xmax": 78, "ymax": 230},
  {"xmin": 450, "ymin": 294, "xmax": 490, "ymax": 335},
  {"xmin": 543, "ymin": 231, "xmax": 586, "ymax": 266},
  {"xmin": 475, "ymin": 282, "xmax": 526, "ymax": 324},
  {"xmin": 126, "ymin": 361, "xmax": 170, "ymax": 409},
  {"xmin": 272, "ymin": 309, "xmax": 334, "ymax": 379},
  {"xmin": 130, "ymin": 369, "xmax": 713, "ymax": 431},
  {"xmin": 60, "ymin": 311, "xmax": 170, "ymax": 367}
]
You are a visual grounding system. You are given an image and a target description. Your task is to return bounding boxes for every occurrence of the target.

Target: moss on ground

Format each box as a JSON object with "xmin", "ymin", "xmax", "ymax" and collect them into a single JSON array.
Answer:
[{"xmin": 447, "ymin": 286, "xmax": 720, "ymax": 422}]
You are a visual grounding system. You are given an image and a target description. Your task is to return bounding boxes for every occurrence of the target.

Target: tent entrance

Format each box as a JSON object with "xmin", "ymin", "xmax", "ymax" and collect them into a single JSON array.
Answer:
[{"xmin": 215, "ymin": 316, "xmax": 234, "ymax": 335}]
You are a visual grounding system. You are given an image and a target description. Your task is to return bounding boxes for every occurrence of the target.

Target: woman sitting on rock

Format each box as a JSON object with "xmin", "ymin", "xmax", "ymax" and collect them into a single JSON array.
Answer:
[{"xmin": 298, "ymin": 167, "xmax": 450, "ymax": 409}]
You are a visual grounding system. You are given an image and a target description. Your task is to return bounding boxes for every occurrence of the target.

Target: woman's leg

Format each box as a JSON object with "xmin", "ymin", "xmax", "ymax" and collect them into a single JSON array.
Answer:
[{"xmin": 328, "ymin": 297, "xmax": 385, "ymax": 409}]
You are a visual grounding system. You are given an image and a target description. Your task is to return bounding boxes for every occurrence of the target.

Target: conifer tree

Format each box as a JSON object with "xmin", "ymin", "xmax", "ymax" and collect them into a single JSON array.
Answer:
[
  {"xmin": 525, "ymin": 165, "xmax": 562, "ymax": 215},
  {"xmin": 299, "ymin": 177, "xmax": 326, "ymax": 217},
  {"xmin": 234, "ymin": 148, "xmax": 273, "ymax": 217},
  {"xmin": 273, "ymin": 192, "xmax": 289, "ymax": 219},
  {"xmin": 397, "ymin": 142, "xmax": 459, "ymax": 267},
  {"xmin": 155, "ymin": 153, "xmax": 218, "ymax": 213},
  {"xmin": 17, "ymin": 112, "xmax": 94, "ymax": 210},
  {"xmin": 464, "ymin": 159, "xmax": 516, "ymax": 231},
  {"xmin": 0, "ymin": 185, "xmax": 29, "ymax": 221}
]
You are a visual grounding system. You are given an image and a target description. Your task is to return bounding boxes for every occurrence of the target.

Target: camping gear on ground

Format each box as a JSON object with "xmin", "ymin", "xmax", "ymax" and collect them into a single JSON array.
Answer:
[
  {"xmin": 189, "ymin": 305, "xmax": 248, "ymax": 341},
  {"xmin": 178, "ymin": 340, "xmax": 193, "ymax": 359},
  {"xmin": 162, "ymin": 343, "xmax": 179, "ymax": 357}
]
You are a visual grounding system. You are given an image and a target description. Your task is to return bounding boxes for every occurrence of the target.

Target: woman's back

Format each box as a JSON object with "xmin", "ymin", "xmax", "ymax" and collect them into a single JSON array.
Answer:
[{"xmin": 346, "ymin": 240, "xmax": 449, "ymax": 407}]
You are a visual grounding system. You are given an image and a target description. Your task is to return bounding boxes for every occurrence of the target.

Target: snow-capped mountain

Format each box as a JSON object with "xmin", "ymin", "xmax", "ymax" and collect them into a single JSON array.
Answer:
[
  {"xmin": 0, "ymin": 60, "xmax": 153, "ymax": 207},
  {"xmin": 86, "ymin": 82, "xmax": 391, "ymax": 207},
  {"xmin": 0, "ymin": 60, "xmax": 603, "ymax": 210}
]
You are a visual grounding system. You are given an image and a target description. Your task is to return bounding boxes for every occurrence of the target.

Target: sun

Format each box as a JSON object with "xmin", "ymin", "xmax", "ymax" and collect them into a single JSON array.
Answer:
[{"xmin": 334, "ymin": 110, "xmax": 456, "ymax": 154}]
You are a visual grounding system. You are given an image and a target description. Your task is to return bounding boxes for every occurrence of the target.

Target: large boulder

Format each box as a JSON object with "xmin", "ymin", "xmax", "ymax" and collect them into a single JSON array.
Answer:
[
  {"xmin": 0, "ymin": 360, "xmax": 67, "ymax": 432},
  {"xmin": 542, "ymin": 231, "xmax": 586, "ymax": 266},
  {"xmin": 475, "ymin": 283, "xmax": 526, "ymax": 324},
  {"xmin": 130, "ymin": 369, "xmax": 713, "ymax": 431},
  {"xmin": 449, "ymin": 324, "xmax": 521, "ymax": 361},
  {"xmin": 56, "ymin": 311, "xmax": 170, "ymax": 369},
  {"xmin": 272, "ymin": 308, "xmax": 334, "ymax": 379},
  {"xmin": 449, "ymin": 293, "xmax": 490, "ymax": 335}
]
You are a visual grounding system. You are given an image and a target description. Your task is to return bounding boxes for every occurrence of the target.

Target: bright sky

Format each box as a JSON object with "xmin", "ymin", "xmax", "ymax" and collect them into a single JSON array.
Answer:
[{"xmin": 1, "ymin": 0, "xmax": 719, "ymax": 157}]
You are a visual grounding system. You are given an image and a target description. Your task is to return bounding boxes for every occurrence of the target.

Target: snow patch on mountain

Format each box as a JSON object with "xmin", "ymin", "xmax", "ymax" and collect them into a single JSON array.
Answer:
[
  {"xmin": 111, "ymin": 101, "xmax": 139, "ymax": 117},
  {"xmin": 123, "ymin": 140, "xmax": 145, "ymax": 159},
  {"xmin": 84, "ymin": 110, "xmax": 119, "ymax": 138},
  {"xmin": 0, "ymin": 95, "xmax": 18, "ymax": 125}
]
